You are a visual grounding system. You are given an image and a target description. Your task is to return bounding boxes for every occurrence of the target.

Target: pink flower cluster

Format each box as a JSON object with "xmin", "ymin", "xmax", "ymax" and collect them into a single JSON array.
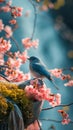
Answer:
[
  {"xmin": 6, "ymin": 57, "xmax": 22, "ymax": 69},
  {"xmin": 58, "ymin": 110, "xmax": 71, "ymax": 125},
  {"xmin": 11, "ymin": 7, "xmax": 23, "ymax": 18},
  {"xmin": 0, "ymin": 37, "xmax": 11, "ymax": 53},
  {"xmin": 64, "ymin": 80, "xmax": 73, "ymax": 87},
  {"xmin": 9, "ymin": 19, "xmax": 17, "ymax": 24},
  {"xmin": 0, "ymin": 19, "xmax": 13, "ymax": 38},
  {"xmin": 1, "ymin": 1, "xmax": 23, "ymax": 18},
  {"xmin": 4, "ymin": 25, "xmax": 13, "ymax": 38},
  {"xmin": 14, "ymin": 50, "xmax": 28, "ymax": 63},
  {"xmin": 1, "ymin": 5, "xmax": 11, "ymax": 12},
  {"xmin": 49, "ymin": 68, "xmax": 71, "ymax": 80},
  {"xmin": 49, "ymin": 68, "xmax": 72, "ymax": 87},
  {"xmin": 5, "ymin": 68, "xmax": 30, "ymax": 82},
  {"xmin": 25, "ymin": 79, "xmax": 61, "ymax": 107},
  {"xmin": 49, "ymin": 68, "xmax": 62, "ymax": 78},
  {"xmin": 22, "ymin": 37, "xmax": 39, "ymax": 49}
]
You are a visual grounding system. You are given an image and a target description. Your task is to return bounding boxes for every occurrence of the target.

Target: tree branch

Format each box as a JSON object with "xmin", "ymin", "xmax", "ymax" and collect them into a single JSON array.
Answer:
[
  {"xmin": 39, "ymin": 118, "xmax": 73, "ymax": 124},
  {"xmin": 0, "ymin": 74, "xmax": 10, "ymax": 82},
  {"xmin": 42, "ymin": 102, "xmax": 73, "ymax": 111}
]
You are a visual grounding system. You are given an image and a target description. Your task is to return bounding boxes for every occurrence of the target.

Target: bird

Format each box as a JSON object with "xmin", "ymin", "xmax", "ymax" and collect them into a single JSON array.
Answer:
[{"xmin": 28, "ymin": 56, "xmax": 59, "ymax": 90}]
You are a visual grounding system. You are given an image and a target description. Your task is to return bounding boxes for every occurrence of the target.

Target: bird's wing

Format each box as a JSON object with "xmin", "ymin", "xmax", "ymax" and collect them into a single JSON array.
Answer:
[{"xmin": 31, "ymin": 62, "xmax": 50, "ymax": 77}]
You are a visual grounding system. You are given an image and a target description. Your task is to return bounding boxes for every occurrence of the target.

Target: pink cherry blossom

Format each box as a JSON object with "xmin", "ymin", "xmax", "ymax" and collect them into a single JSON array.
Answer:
[
  {"xmin": 5, "ymin": 68, "xmax": 18, "ymax": 80},
  {"xmin": 61, "ymin": 74, "xmax": 71, "ymax": 80},
  {"xmin": 58, "ymin": 109, "xmax": 71, "ymax": 125},
  {"xmin": 13, "ymin": 71, "xmax": 30, "ymax": 82},
  {"xmin": 58, "ymin": 110, "xmax": 69, "ymax": 118},
  {"xmin": 4, "ymin": 25, "xmax": 13, "ymax": 38},
  {"xmin": 25, "ymin": 79, "xmax": 61, "ymax": 106},
  {"xmin": 6, "ymin": 57, "xmax": 22, "ymax": 69},
  {"xmin": 0, "ymin": 19, "xmax": 4, "ymax": 32},
  {"xmin": 22, "ymin": 37, "xmax": 31, "ymax": 49},
  {"xmin": 9, "ymin": 19, "xmax": 17, "ymax": 24},
  {"xmin": 22, "ymin": 38, "xmax": 39, "ymax": 49},
  {"xmin": 11, "ymin": 7, "xmax": 23, "ymax": 18},
  {"xmin": 14, "ymin": 51, "xmax": 28, "ymax": 63},
  {"xmin": 62, "ymin": 118, "xmax": 71, "ymax": 125},
  {"xmin": 1, "ymin": 6, "xmax": 11, "ymax": 12},
  {"xmin": 48, "ymin": 93, "xmax": 61, "ymax": 107},
  {"xmin": 49, "ymin": 68, "xmax": 62, "ymax": 78},
  {"xmin": 31, "ymin": 39, "xmax": 39, "ymax": 48},
  {"xmin": 19, "ymin": 51, "xmax": 28, "ymax": 63},
  {"xmin": 0, "ymin": 37, "xmax": 11, "ymax": 53},
  {"xmin": 64, "ymin": 80, "xmax": 73, "ymax": 87}
]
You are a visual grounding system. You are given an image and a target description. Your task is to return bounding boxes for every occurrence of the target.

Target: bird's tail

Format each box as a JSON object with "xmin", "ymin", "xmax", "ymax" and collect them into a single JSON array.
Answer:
[{"xmin": 48, "ymin": 76, "xmax": 59, "ymax": 90}]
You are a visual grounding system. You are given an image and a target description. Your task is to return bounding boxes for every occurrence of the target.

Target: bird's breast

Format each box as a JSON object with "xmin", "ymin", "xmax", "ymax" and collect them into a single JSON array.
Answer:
[{"xmin": 29, "ymin": 64, "xmax": 44, "ymax": 78}]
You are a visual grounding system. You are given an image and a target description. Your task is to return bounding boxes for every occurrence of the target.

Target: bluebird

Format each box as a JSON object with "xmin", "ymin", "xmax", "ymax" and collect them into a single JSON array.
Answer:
[{"xmin": 28, "ymin": 56, "xmax": 59, "ymax": 90}]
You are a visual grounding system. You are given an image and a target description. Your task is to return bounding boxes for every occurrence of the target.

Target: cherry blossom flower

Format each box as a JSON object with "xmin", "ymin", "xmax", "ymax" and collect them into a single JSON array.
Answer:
[
  {"xmin": 7, "ymin": 69, "xmax": 30, "ymax": 82},
  {"xmin": 14, "ymin": 51, "xmax": 28, "ymax": 63},
  {"xmin": 0, "ymin": 19, "xmax": 4, "ymax": 32},
  {"xmin": 1, "ymin": 6, "xmax": 11, "ymax": 12},
  {"xmin": 62, "ymin": 118, "xmax": 71, "ymax": 125},
  {"xmin": 48, "ymin": 93, "xmax": 61, "ymax": 107},
  {"xmin": 25, "ymin": 79, "xmax": 61, "ymax": 106},
  {"xmin": 22, "ymin": 37, "xmax": 39, "ymax": 49},
  {"xmin": 61, "ymin": 74, "xmax": 71, "ymax": 80},
  {"xmin": 49, "ymin": 68, "xmax": 62, "ymax": 78},
  {"xmin": 64, "ymin": 80, "xmax": 73, "ymax": 87},
  {"xmin": 6, "ymin": 57, "xmax": 22, "ymax": 69},
  {"xmin": 58, "ymin": 109, "xmax": 71, "ymax": 125},
  {"xmin": 18, "ymin": 51, "xmax": 28, "ymax": 63},
  {"xmin": 5, "ymin": 68, "xmax": 18, "ymax": 80},
  {"xmin": 0, "ymin": 37, "xmax": 11, "ymax": 53},
  {"xmin": 9, "ymin": 19, "xmax": 16, "ymax": 24},
  {"xmin": 4, "ymin": 25, "xmax": 13, "ymax": 38},
  {"xmin": 11, "ymin": 7, "xmax": 23, "ymax": 18}
]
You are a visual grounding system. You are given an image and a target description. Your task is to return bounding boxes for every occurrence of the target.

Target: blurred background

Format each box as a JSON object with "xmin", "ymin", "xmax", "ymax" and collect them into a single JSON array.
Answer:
[{"xmin": 0, "ymin": 0, "xmax": 73, "ymax": 130}]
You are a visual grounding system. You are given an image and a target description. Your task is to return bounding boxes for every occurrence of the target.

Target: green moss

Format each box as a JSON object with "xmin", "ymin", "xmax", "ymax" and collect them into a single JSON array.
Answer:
[{"xmin": 0, "ymin": 81, "xmax": 33, "ymax": 126}]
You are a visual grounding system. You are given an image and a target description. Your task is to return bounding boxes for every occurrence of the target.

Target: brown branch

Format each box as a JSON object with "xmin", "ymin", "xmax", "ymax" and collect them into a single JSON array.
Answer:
[{"xmin": 42, "ymin": 102, "xmax": 73, "ymax": 111}]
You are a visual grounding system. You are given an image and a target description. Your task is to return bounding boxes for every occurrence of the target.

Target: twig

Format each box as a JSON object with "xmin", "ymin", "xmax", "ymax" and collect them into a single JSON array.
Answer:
[
  {"xmin": 4, "ymin": 31, "xmax": 22, "ymax": 53},
  {"xmin": 10, "ymin": 36, "xmax": 22, "ymax": 53},
  {"xmin": 0, "ymin": 74, "xmax": 10, "ymax": 82},
  {"xmin": 40, "ymin": 118, "xmax": 73, "ymax": 124},
  {"xmin": 37, "ymin": 120, "xmax": 43, "ymax": 130},
  {"xmin": 42, "ymin": 102, "xmax": 73, "ymax": 111},
  {"xmin": 29, "ymin": 0, "xmax": 37, "ymax": 40}
]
